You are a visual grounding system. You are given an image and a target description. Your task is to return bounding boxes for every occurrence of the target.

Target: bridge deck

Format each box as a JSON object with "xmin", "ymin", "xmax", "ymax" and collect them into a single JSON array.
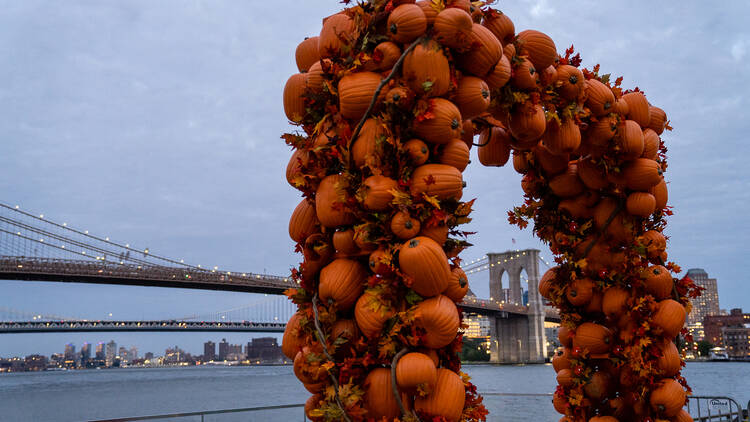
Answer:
[{"xmin": 0, "ymin": 320, "xmax": 287, "ymax": 333}]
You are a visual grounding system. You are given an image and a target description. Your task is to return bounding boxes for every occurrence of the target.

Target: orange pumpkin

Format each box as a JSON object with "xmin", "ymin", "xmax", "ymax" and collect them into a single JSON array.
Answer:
[
  {"xmin": 363, "ymin": 368, "xmax": 401, "ymax": 420},
  {"xmin": 650, "ymin": 178, "xmax": 669, "ymax": 211},
  {"xmin": 458, "ymin": 24, "xmax": 502, "ymax": 77},
  {"xmin": 410, "ymin": 164, "xmax": 464, "ymax": 200},
  {"xmin": 673, "ymin": 409, "xmax": 693, "ymax": 422},
  {"xmin": 296, "ymin": 37, "xmax": 320, "ymax": 72},
  {"xmin": 404, "ymin": 138, "xmax": 429, "ymax": 165},
  {"xmin": 503, "ymin": 42, "xmax": 516, "ymax": 60},
  {"xmin": 586, "ymin": 115, "xmax": 618, "ymax": 154},
  {"xmin": 419, "ymin": 223, "xmax": 450, "ymax": 246},
  {"xmin": 305, "ymin": 393, "xmax": 323, "ymax": 422},
  {"xmin": 368, "ymin": 247, "xmax": 393, "ymax": 276},
  {"xmin": 652, "ymin": 299, "xmax": 686, "ymax": 338},
  {"xmin": 433, "ymin": 8, "xmax": 473, "ymax": 50},
  {"xmin": 331, "ymin": 319, "xmax": 360, "ymax": 344},
  {"xmin": 549, "ymin": 163, "xmax": 585, "ymax": 198},
  {"xmin": 461, "ymin": 119, "xmax": 475, "ymax": 148},
  {"xmin": 589, "ymin": 417, "xmax": 618, "ymax": 422},
  {"xmin": 363, "ymin": 175, "xmax": 398, "ymax": 211},
  {"xmin": 319, "ymin": 13, "xmax": 355, "ymax": 58},
  {"xmin": 316, "ymin": 175, "xmax": 355, "ymax": 228},
  {"xmin": 396, "ymin": 352, "xmax": 438, "ymax": 391},
  {"xmin": 454, "ymin": 76, "xmax": 491, "ymax": 119},
  {"xmin": 539, "ymin": 65, "xmax": 558, "ymax": 87},
  {"xmin": 338, "ymin": 72, "xmax": 383, "ymax": 120},
  {"xmin": 385, "ymin": 85, "xmax": 414, "ymax": 109},
  {"xmin": 509, "ymin": 102, "xmax": 546, "ymax": 142},
  {"xmin": 403, "ymin": 39, "xmax": 451, "ymax": 97},
  {"xmin": 319, "ymin": 259, "xmax": 367, "ymax": 311},
  {"xmin": 556, "ymin": 368, "xmax": 574, "ymax": 387},
  {"xmin": 512, "ymin": 150, "xmax": 530, "ymax": 174},
  {"xmin": 283, "ymin": 73, "xmax": 307, "ymax": 123},
  {"xmin": 388, "ymin": 4, "xmax": 427, "ymax": 44},
  {"xmin": 577, "ymin": 156, "xmax": 609, "ymax": 190},
  {"xmin": 593, "ymin": 197, "xmax": 633, "ymax": 243},
  {"xmin": 616, "ymin": 120, "xmax": 645, "ymax": 160},
  {"xmin": 552, "ymin": 348, "xmax": 571, "ymax": 372},
  {"xmin": 352, "ymin": 118, "xmax": 387, "ymax": 168},
  {"xmin": 566, "ymin": 278, "xmax": 594, "ymax": 306},
  {"xmin": 391, "ymin": 211, "xmax": 421, "ymax": 239},
  {"xmin": 439, "ymin": 139, "xmax": 471, "ymax": 171},
  {"xmin": 573, "ymin": 322, "xmax": 613, "ymax": 354},
  {"xmin": 585, "ymin": 79, "xmax": 615, "ymax": 116},
  {"xmin": 511, "ymin": 57, "xmax": 538, "ymax": 90},
  {"xmin": 416, "ymin": 0, "xmax": 438, "ymax": 25},
  {"xmin": 413, "ymin": 98, "xmax": 463, "ymax": 144},
  {"xmin": 478, "ymin": 127, "xmax": 511, "ymax": 167},
  {"xmin": 306, "ymin": 61, "xmax": 325, "ymax": 93},
  {"xmin": 556, "ymin": 65, "xmax": 584, "ymax": 100},
  {"xmin": 622, "ymin": 91, "xmax": 650, "ymax": 128},
  {"xmin": 289, "ymin": 199, "xmax": 319, "ymax": 244},
  {"xmin": 355, "ymin": 290, "xmax": 395, "ymax": 338},
  {"xmin": 602, "ymin": 287, "xmax": 629, "ymax": 318},
  {"xmin": 614, "ymin": 97, "xmax": 629, "ymax": 116},
  {"xmin": 624, "ymin": 158, "xmax": 663, "ymax": 190},
  {"xmin": 642, "ymin": 128, "xmax": 660, "ymax": 160},
  {"xmin": 626, "ymin": 192, "xmax": 656, "ymax": 217},
  {"xmin": 365, "ymin": 41, "xmax": 402, "ymax": 72},
  {"xmin": 649, "ymin": 378, "xmax": 686, "ymax": 417},
  {"xmin": 544, "ymin": 118, "xmax": 581, "ymax": 155},
  {"xmin": 558, "ymin": 325, "xmax": 573, "ymax": 348},
  {"xmin": 638, "ymin": 230, "xmax": 666, "ymax": 259},
  {"xmin": 444, "ymin": 267, "xmax": 469, "ymax": 302},
  {"xmin": 657, "ymin": 340, "xmax": 681, "ymax": 377},
  {"xmin": 333, "ymin": 229, "xmax": 358, "ymax": 255},
  {"xmin": 648, "ymin": 106, "xmax": 668, "ymax": 135},
  {"xmin": 535, "ymin": 145, "xmax": 569, "ymax": 175},
  {"xmin": 516, "ymin": 29, "xmax": 557, "ymax": 70},
  {"xmin": 538, "ymin": 266, "xmax": 557, "ymax": 300},
  {"xmin": 415, "ymin": 295, "xmax": 460, "ymax": 348},
  {"xmin": 485, "ymin": 55, "xmax": 512, "ymax": 89},
  {"xmin": 286, "ymin": 149, "xmax": 310, "ymax": 188},
  {"xmin": 282, "ymin": 313, "xmax": 305, "ymax": 360},
  {"xmin": 294, "ymin": 348, "xmax": 324, "ymax": 384},
  {"xmin": 414, "ymin": 368, "xmax": 465, "ymax": 422},
  {"xmin": 583, "ymin": 371, "xmax": 612, "ymax": 401},
  {"xmin": 553, "ymin": 390, "xmax": 568, "ymax": 414},
  {"xmin": 482, "ymin": 10, "xmax": 514, "ymax": 44},
  {"xmin": 399, "ymin": 236, "xmax": 451, "ymax": 297}
]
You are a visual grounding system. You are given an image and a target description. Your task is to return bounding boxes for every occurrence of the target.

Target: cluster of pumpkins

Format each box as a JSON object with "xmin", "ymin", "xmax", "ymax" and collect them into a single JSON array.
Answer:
[{"xmin": 280, "ymin": 0, "xmax": 698, "ymax": 421}]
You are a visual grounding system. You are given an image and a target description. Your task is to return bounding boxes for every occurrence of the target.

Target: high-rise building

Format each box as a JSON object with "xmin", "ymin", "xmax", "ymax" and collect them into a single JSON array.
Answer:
[
  {"xmin": 105, "ymin": 340, "xmax": 117, "ymax": 367},
  {"xmin": 129, "ymin": 346, "xmax": 138, "ymax": 361},
  {"xmin": 95, "ymin": 342, "xmax": 105, "ymax": 361},
  {"xmin": 144, "ymin": 352, "xmax": 154, "ymax": 361},
  {"xmin": 462, "ymin": 315, "xmax": 490, "ymax": 338},
  {"xmin": 218, "ymin": 338, "xmax": 229, "ymax": 360},
  {"xmin": 686, "ymin": 268, "xmax": 720, "ymax": 340},
  {"xmin": 80, "ymin": 343, "xmax": 91, "ymax": 366},
  {"xmin": 246, "ymin": 338, "xmax": 281, "ymax": 362},
  {"xmin": 63, "ymin": 343, "xmax": 77, "ymax": 368},
  {"xmin": 204, "ymin": 341, "xmax": 216, "ymax": 361},
  {"xmin": 118, "ymin": 346, "xmax": 128, "ymax": 362}
]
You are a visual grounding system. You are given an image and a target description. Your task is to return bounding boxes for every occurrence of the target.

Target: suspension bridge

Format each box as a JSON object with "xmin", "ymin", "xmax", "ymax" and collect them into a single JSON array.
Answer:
[{"xmin": 0, "ymin": 203, "xmax": 559, "ymax": 360}]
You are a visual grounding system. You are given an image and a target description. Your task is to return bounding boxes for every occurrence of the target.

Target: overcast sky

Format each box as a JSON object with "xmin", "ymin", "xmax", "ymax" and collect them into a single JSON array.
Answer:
[{"xmin": 1, "ymin": 0, "xmax": 749, "ymax": 357}]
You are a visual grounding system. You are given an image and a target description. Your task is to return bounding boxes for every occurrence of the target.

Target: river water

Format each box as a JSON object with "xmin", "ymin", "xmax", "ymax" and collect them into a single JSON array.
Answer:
[{"xmin": 0, "ymin": 362, "xmax": 747, "ymax": 421}]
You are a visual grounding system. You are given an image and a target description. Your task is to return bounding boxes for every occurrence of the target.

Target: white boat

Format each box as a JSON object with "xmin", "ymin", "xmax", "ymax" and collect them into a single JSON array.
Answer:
[{"xmin": 708, "ymin": 347, "xmax": 729, "ymax": 361}]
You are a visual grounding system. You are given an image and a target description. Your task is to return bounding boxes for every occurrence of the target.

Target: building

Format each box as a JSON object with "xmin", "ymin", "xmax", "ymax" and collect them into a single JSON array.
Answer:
[
  {"xmin": 24, "ymin": 355, "xmax": 47, "ymax": 371},
  {"xmin": 144, "ymin": 352, "xmax": 154, "ymax": 361},
  {"xmin": 685, "ymin": 268, "xmax": 720, "ymax": 340},
  {"xmin": 218, "ymin": 338, "xmax": 229, "ymax": 360},
  {"xmin": 63, "ymin": 343, "xmax": 77, "ymax": 368},
  {"xmin": 80, "ymin": 343, "xmax": 91, "ymax": 367},
  {"xmin": 105, "ymin": 340, "xmax": 117, "ymax": 367},
  {"xmin": 704, "ymin": 308, "xmax": 750, "ymax": 347},
  {"xmin": 119, "ymin": 346, "xmax": 128, "ymax": 363},
  {"xmin": 204, "ymin": 341, "xmax": 216, "ymax": 361},
  {"xmin": 95, "ymin": 342, "xmax": 105, "ymax": 360},
  {"xmin": 246, "ymin": 338, "xmax": 282, "ymax": 362},
  {"xmin": 129, "ymin": 346, "xmax": 138, "ymax": 362},
  {"xmin": 722, "ymin": 324, "xmax": 750, "ymax": 359},
  {"xmin": 462, "ymin": 314, "xmax": 490, "ymax": 338}
]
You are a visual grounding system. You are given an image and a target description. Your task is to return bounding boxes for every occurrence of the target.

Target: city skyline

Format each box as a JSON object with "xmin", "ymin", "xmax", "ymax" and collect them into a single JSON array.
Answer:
[{"xmin": 2, "ymin": 1, "xmax": 749, "ymax": 357}]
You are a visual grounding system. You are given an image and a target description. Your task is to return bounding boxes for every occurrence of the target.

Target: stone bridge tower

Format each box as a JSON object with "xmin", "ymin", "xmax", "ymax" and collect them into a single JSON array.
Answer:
[{"xmin": 486, "ymin": 249, "xmax": 547, "ymax": 363}]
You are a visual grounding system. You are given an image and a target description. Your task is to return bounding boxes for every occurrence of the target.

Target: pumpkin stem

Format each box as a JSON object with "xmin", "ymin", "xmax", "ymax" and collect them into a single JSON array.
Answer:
[
  {"xmin": 451, "ymin": 119, "xmax": 460, "ymax": 130},
  {"xmin": 409, "ymin": 239, "xmax": 420, "ymax": 248},
  {"xmin": 404, "ymin": 220, "xmax": 413, "ymax": 229}
]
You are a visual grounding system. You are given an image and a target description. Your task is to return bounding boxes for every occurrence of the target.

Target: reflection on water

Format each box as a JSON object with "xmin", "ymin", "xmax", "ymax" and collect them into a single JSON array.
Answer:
[{"xmin": 0, "ymin": 362, "xmax": 746, "ymax": 422}]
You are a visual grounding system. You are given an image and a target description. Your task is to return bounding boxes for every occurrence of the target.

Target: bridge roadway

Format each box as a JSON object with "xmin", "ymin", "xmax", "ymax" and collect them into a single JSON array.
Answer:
[
  {"xmin": 0, "ymin": 257, "xmax": 560, "ymax": 322},
  {"xmin": 0, "ymin": 320, "xmax": 287, "ymax": 334}
]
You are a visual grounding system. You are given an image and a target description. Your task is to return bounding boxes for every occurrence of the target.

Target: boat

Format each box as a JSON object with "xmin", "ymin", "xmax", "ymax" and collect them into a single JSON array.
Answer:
[{"xmin": 708, "ymin": 347, "xmax": 729, "ymax": 361}]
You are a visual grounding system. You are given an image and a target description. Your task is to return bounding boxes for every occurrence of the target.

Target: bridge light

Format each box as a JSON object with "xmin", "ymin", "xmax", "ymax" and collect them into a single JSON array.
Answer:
[
  {"xmin": 126, "ymin": 244, "xmax": 129, "ymax": 247},
  {"xmin": 15, "ymin": 205, "xmax": 19, "ymax": 209},
  {"xmin": 84, "ymin": 230, "xmax": 88, "ymax": 234},
  {"xmin": 39, "ymin": 214, "xmax": 43, "ymax": 218}
]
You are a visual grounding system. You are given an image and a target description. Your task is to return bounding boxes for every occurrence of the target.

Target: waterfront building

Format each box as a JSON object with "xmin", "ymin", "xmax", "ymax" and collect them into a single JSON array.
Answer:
[
  {"xmin": 144, "ymin": 352, "xmax": 154, "ymax": 361},
  {"xmin": 545, "ymin": 323, "xmax": 561, "ymax": 357},
  {"xmin": 463, "ymin": 314, "xmax": 490, "ymax": 338},
  {"xmin": 49, "ymin": 353, "xmax": 64, "ymax": 368},
  {"xmin": 118, "ymin": 346, "xmax": 128, "ymax": 363},
  {"xmin": 685, "ymin": 268, "xmax": 720, "ymax": 340},
  {"xmin": 218, "ymin": 338, "xmax": 229, "ymax": 360},
  {"xmin": 64, "ymin": 343, "xmax": 77, "ymax": 368},
  {"xmin": 129, "ymin": 346, "xmax": 138, "ymax": 362},
  {"xmin": 24, "ymin": 355, "xmax": 47, "ymax": 371},
  {"xmin": 105, "ymin": 340, "xmax": 117, "ymax": 367},
  {"xmin": 80, "ymin": 343, "xmax": 91, "ymax": 367},
  {"xmin": 722, "ymin": 323, "xmax": 750, "ymax": 359},
  {"xmin": 204, "ymin": 341, "xmax": 216, "ymax": 361},
  {"xmin": 704, "ymin": 308, "xmax": 750, "ymax": 347},
  {"xmin": 95, "ymin": 342, "xmax": 105, "ymax": 360},
  {"xmin": 246, "ymin": 338, "xmax": 282, "ymax": 362}
]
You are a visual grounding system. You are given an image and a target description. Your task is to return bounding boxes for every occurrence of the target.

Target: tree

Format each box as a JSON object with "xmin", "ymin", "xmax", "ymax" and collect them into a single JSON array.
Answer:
[
  {"xmin": 697, "ymin": 340, "xmax": 714, "ymax": 357},
  {"xmin": 460, "ymin": 338, "xmax": 490, "ymax": 362}
]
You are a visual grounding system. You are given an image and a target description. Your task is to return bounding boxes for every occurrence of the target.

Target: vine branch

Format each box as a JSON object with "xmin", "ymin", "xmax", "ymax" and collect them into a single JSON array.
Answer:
[
  {"xmin": 312, "ymin": 293, "xmax": 352, "ymax": 422},
  {"xmin": 580, "ymin": 199, "xmax": 625, "ymax": 259},
  {"xmin": 390, "ymin": 348, "xmax": 421, "ymax": 421},
  {"xmin": 347, "ymin": 37, "xmax": 424, "ymax": 167}
]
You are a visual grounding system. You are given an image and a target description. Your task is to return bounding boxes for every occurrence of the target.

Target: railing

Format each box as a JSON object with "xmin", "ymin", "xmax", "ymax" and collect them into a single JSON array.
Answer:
[
  {"xmin": 89, "ymin": 403, "xmax": 306, "ymax": 422},
  {"xmin": 0, "ymin": 320, "xmax": 287, "ymax": 333},
  {"xmin": 687, "ymin": 396, "xmax": 746, "ymax": 422}
]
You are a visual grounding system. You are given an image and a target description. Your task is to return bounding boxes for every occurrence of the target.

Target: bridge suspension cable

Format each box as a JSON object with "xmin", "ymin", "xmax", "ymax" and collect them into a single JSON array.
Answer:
[
  {"xmin": 0, "ymin": 307, "xmax": 76, "ymax": 322},
  {"xmin": 174, "ymin": 296, "xmax": 296, "ymax": 323}
]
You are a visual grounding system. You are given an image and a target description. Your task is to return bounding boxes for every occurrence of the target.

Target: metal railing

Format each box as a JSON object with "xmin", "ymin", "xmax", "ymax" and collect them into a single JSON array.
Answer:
[
  {"xmin": 687, "ymin": 396, "xmax": 747, "ymax": 422},
  {"xmin": 90, "ymin": 403, "xmax": 306, "ymax": 422}
]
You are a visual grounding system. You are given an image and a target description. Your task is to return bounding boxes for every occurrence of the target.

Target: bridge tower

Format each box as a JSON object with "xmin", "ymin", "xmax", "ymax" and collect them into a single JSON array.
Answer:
[{"xmin": 486, "ymin": 249, "xmax": 546, "ymax": 364}]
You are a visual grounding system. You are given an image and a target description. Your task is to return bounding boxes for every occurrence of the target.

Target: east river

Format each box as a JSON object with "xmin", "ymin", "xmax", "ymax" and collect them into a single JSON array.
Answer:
[{"xmin": 0, "ymin": 362, "xmax": 747, "ymax": 421}]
